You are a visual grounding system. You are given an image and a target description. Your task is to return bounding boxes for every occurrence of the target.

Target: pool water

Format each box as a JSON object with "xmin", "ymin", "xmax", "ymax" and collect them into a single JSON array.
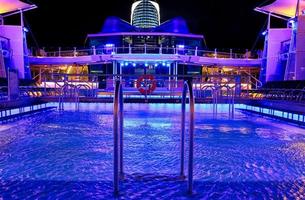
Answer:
[{"xmin": 0, "ymin": 103, "xmax": 304, "ymax": 199}]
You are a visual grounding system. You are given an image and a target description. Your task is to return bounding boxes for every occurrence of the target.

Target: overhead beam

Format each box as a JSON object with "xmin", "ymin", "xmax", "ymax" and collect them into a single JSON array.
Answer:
[
  {"xmin": 2, "ymin": 5, "xmax": 37, "ymax": 18},
  {"xmin": 254, "ymin": 8, "xmax": 289, "ymax": 21}
]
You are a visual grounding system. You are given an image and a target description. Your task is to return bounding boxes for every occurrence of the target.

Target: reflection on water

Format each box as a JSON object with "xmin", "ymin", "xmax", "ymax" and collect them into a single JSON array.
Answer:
[{"xmin": 0, "ymin": 103, "xmax": 304, "ymax": 199}]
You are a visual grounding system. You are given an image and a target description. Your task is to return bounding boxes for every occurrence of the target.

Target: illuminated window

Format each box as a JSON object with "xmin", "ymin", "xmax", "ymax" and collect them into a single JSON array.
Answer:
[{"xmin": 131, "ymin": 0, "xmax": 160, "ymax": 28}]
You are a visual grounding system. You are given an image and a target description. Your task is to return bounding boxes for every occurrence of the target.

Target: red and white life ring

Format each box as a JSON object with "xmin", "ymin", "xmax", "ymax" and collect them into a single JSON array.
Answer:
[{"xmin": 136, "ymin": 75, "xmax": 157, "ymax": 95}]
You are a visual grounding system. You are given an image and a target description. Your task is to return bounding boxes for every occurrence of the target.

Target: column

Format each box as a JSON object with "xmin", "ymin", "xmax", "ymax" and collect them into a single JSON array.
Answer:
[
  {"xmin": 175, "ymin": 62, "xmax": 178, "ymax": 87},
  {"xmin": 113, "ymin": 61, "xmax": 117, "ymax": 87},
  {"xmin": 168, "ymin": 63, "xmax": 171, "ymax": 91}
]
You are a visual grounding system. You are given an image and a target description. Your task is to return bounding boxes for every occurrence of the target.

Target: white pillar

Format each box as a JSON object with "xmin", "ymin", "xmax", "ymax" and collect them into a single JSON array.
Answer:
[
  {"xmin": 175, "ymin": 62, "xmax": 178, "ymax": 87},
  {"xmin": 268, "ymin": 13, "xmax": 271, "ymax": 30},
  {"xmin": 296, "ymin": 0, "xmax": 301, "ymax": 16},
  {"xmin": 120, "ymin": 63, "xmax": 123, "ymax": 82},
  {"xmin": 129, "ymin": 44, "xmax": 131, "ymax": 54},
  {"xmin": 113, "ymin": 61, "xmax": 118, "ymax": 74},
  {"xmin": 113, "ymin": 61, "xmax": 117, "ymax": 87},
  {"xmin": 73, "ymin": 47, "xmax": 77, "ymax": 57},
  {"xmin": 20, "ymin": 9, "xmax": 24, "ymax": 27},
  {"xmin": 92, "ymin": 46, "xmax": 97, "ymax": 55},
  {"xmin": 168, "ymin": 63, "xmax": 171, "ymax": 90}
]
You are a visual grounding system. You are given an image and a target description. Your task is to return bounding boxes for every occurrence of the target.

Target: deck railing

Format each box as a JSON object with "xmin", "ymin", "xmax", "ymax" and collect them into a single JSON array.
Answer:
[
  {"xmin": 31, "ymin": 46, "xmax": 262, "ymax": 60},
  {"xmin": 245, "ymin": 88, "xmax": 305, "ymax": 102},
  {"xmin": 15, "ymin": 73, "xmax": 265, "ymax": 101}
]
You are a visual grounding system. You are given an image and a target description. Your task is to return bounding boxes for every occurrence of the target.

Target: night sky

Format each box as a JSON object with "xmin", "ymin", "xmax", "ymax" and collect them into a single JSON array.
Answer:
[{"xmin": 7, "ymin": 0, "xmax": 285, "ymax": 50}]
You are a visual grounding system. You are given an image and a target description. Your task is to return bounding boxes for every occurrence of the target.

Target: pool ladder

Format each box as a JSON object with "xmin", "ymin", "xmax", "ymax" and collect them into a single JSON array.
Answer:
[
  {"xmin": 113, "ymin": 80, "xmax": 124, "ymax": 195},
  {"xmin": 211, "ymin": 85, "xmax": 235, "ymax": 118},
  {"xmin": 113, "ymin": 80, "xmax": 195, "ymax": 196},
  {"xmin": 58, "ymin": 83, "xmax": 80, "ymax": 111},
  {"xmin": 180, "ymin": 81, "xmax": 195, "ymax": 194}
]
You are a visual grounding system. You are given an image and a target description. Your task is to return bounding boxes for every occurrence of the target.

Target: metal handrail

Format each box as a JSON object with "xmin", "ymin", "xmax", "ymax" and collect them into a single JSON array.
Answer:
[
  {"xmin": 58, "ymin": 83, "xmax": 80, "ymax": 111},
  {"xmin": 216, "ymin": 85, "xmax": 235, "ymax": 117},
  {"xmin": 180, "ymin": 81, "xmax": 195, "ymax": 194},
  {"xmin": 113, "ymin": 80, "xmax": 124, "ymax": 195},
  {"xmin": 247, "ymin": 88, "xmax": 305, "ymax": 102},
  {"xmin": 31, "ymin": 46, "xmax": 260, "ymax": 60},
  {"xmin": 58, "ymin": 86, "xmax": 65, "ymax": 111},
  {"xmin": 243, "ymin": 70, "xmax": 263, "ymax": 89},
  {"xmin": 74, "ymin": 87, "xmax": 80, "ymax": 110}
]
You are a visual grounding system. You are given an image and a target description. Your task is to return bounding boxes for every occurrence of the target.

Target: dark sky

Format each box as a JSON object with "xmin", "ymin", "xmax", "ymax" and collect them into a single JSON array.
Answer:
[{"xmin": 7, "ymin": 0, "xmax": 285, "ymax": 50}]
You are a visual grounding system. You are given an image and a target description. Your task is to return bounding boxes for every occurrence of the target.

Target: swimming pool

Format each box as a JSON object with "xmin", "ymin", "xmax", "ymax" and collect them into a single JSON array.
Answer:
[{"xmin": 0, "ymin": 103, "xmax": 304, "ymax": 199}]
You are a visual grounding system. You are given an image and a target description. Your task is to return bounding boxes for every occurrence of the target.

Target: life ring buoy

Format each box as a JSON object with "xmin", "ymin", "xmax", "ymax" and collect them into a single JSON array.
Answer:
[{"xmin": 136, "ymin": 75, "xmax": 157, "ymax": 95}]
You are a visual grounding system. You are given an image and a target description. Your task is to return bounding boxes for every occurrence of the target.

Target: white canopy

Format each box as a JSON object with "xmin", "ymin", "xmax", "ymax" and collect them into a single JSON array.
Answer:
[
  {"xmin": 0, "ymin": 0, "xmax": 36, "ymax": 15},
  {"xmin": 255, "ymin": 0, "xmax": 305, "ymax": 18}
]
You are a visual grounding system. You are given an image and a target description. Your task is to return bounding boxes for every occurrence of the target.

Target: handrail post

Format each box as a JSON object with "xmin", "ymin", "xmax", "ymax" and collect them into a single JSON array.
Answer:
[
  {"xmin": 231, "ymin": 88, "xmax": 235, "ymax": 118},
  {"xmin": 129, "ymin": 44, "xmax": 131, "ymax": 54},
  {"xmin": 73, "ymin": 47, "xmax": 77, "ymax": 57},
  {"xmin": 113, "ymin": 80, "xmax": 124, "ymax": 195},
  {"xmin": 181, "ymin": 81, "xmax": 195, "ymax": 195},
  {"xmin": 188, "ymin": 80, "xmax": 195, "ymax": 195},
  {"xmin": 92, "ymin": 46, "xmax": 96, "ymax": 55},
  {"xmin": 44, "ymin": 73, "xmax": 47, "ymax": 96},
  {"xmin": 113, "ymin": 81, "xmax": 119, "ymax": 195},
  {"xmin": 181, "ymin": 86, "xmax": 186, "ymax": 178},
  {"xmin": 119, "ymin": 83, "xmax": 124, "ymax": 178}
]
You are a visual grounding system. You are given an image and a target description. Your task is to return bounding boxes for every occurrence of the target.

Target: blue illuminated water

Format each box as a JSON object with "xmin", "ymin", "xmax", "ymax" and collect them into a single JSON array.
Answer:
[{"xmin": 0, "ymin": 103, "xmax": 304, "ymax": 199}]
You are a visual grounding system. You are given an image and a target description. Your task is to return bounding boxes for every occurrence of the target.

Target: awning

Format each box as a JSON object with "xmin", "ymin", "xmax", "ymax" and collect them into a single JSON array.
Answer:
[
  {"xmin": 0, "ymin": 0, "xmax": 36, "ymax": 15},
  {"xmin": 255, "ymin": 0, "xmax": 305, "ymax": 18}
]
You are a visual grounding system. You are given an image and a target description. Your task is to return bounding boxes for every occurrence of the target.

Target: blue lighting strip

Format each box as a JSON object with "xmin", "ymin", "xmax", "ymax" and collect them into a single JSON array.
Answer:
[
  {"xmin": 120, "ymin": 62, "xmax": 172, "ymax": 67},
  {"xmin": 238, "ymin": 105, "xmax": 305, "ymax": 125},
  {"xmin": 0, "ymin": 104, "xmax": 55, "ymax": 122}
]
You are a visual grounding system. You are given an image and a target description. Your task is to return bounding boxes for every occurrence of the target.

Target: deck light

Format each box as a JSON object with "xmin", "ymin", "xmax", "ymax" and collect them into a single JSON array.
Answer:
[
  {"xmin": 105, "ymin": 44, "xmax": 115, "ymax": 55},
  {"xmin": 105, "ymin": 44, "xmax": 115, "ymax": 48},
  {"xmin": 133, "ymin": 63, "xmax": 136, "ymax": 67},
  {"xmin": 145, "ymin": 63, "xmax": 148, "ymax": 67},
  {"xmin": 125, "ymin": 62, "xmax": 129, "ymax": 66},
  {"xmin": 166, "ymin": 63, "xmax": 171, "ymax": 67},
  {"xmin": 177, "ymin": 45, "xmax": 185, "ymax": 49},
  {"xmin": 162, "ymin": 62, "xmax": 166, "ymax": 66},
  {"xmin": 289, "ymin": 19, "xmax": 296, "ymax": 29},
  {"xmin": 23, "ymin": 27, "xmax": 29, "ymax": 33},
  {"xmin": 262, "ymin": 30, "xmax": 268, "ymax": 36}
]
